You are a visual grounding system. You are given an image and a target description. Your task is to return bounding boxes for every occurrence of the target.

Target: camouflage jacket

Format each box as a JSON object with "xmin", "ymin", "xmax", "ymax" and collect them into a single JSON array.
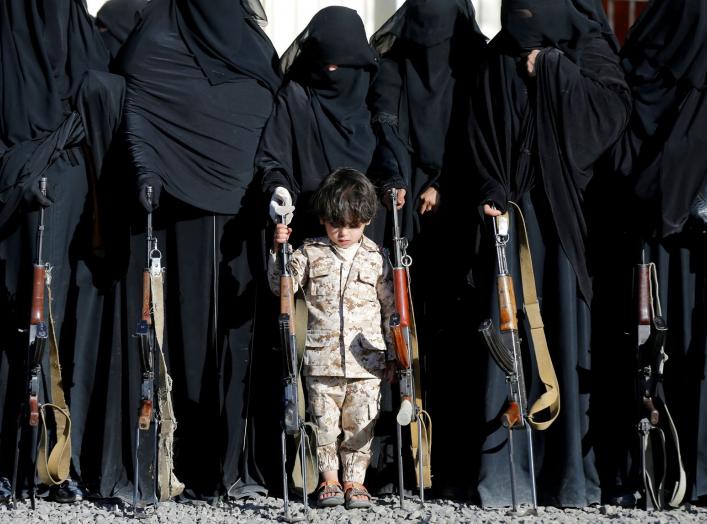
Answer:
[{"xmin": 268, "ymin": 236, "xmax": 396, "ymax": 379}]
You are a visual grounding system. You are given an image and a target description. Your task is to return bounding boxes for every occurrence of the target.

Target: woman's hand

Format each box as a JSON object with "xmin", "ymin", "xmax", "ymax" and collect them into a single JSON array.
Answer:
[
  {"xmin": 526, "ymin": 49, "xmax": 540, "ymax": 77},
  {"xmin": 483, "ymin": 204, "xmax": 502, "ymax": 217},
  {"xmin": 419, "ymin": 186, "xmax": 440, "ymax": 215}
]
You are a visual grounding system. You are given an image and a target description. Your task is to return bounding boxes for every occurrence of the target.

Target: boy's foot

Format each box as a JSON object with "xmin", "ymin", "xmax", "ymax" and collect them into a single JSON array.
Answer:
[
  {"xmin": 343, "ymin": 482, "xmax": 371, "ymax": 510},
  {"xmin": 317, "ymin": 480, "xmax": 345, "ymax": 507}
]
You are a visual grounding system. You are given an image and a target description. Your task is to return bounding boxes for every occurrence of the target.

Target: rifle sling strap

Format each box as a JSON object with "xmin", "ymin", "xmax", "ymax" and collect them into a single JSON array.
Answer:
[
  {"xmin": 150, "ymin": 271, "xmax": 185, "ymax": 500},
  {"xmin": 38, "ymin": 281, "xmax": 72, "ymax": 486},
  {"xmin": 510, "ymin": 202, "xmax": 560, "ymax": 431},
  {"xmin": 408, "ymin": 272, "xmax": 432, "ymax": 488}
]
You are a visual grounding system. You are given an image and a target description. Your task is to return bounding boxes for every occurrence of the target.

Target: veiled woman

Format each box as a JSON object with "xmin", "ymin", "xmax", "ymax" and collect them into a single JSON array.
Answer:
[
  {"xmin": 102, "ymin": 0, "xmax": 280, "ymax": 501},
  {"xmin": 0, "ymin": 0, "xmax": 123, "ymax": 502},
  {"xmin": 367, "ymin": 0, "xmax": 486, "ymax": 497},
  {"xmin": 468, "ymin": 0, "xmax": 631, "ymax": 507},
  {"xmin": 597, "ymin": 0, "xmax": 707, "ymax": 504},
  {"xmin": 256, "ymin": 6, "xmax": 382, "ymax": 245}
]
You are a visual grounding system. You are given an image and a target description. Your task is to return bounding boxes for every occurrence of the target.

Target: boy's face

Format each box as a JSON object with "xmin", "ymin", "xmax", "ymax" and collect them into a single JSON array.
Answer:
[{"xmin": 322, "ymin": 221, "xmax": 368, "ymax": 248}]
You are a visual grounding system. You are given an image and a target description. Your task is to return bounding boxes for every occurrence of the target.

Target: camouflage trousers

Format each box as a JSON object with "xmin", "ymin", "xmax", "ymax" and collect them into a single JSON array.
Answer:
[{"xmin": 307, "ymin": 376, "xmax": 382, "ymax": 484}]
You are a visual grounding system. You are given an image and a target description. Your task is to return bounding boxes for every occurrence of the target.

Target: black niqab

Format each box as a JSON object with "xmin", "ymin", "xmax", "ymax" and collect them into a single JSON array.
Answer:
[
  {"xmin": 282, "ymin": 7, "xmax": 377, "ymax": 178},
  {"xmin": 175, "ymin": 0, "xmax": 280, "ymax": 89}
]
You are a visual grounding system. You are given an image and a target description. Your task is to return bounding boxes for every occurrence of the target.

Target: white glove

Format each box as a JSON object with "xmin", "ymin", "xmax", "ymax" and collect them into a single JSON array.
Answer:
[{"xmin": 269, "ymin": 186, "xmax": 295, "ymax": 225}]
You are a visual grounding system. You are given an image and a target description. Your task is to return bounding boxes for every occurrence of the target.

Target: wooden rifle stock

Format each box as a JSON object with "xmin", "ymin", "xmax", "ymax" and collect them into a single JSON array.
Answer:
[
  {"xmin": 138, "ymin": 400, "xmax": 153, "ymax": 431},
  {"xmin": 29, "ymin": 396, "xmax": 39, "ymax": 427},
  {"xmin": 31, "ymin": 266, "xmax": 45, "ymax": 325},
  {"xmin": 503, "ymin": 401, "xmax": 522, "ymax": 429},
  {"xmin": 280, "ymin": 275, "xmax": 295, "ymax": 335}
]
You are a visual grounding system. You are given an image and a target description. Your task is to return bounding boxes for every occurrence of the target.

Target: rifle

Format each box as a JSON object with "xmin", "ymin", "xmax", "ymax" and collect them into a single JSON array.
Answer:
[
  {"xmin": 478, "ymin": 211, "xmax": 538, "ymax": 514},
  {"xmin": 133, "ymin": 185, "xmax": 159, "ymax": 512},
  {"xmin": 634, "ymin": 258, "xmax": 686, "ymax": 510},
  {"xmin": 277, "ymin": 215, "xmax": 309, "ymax": 522},
  {"xmin": 10, "ymin": 177, "xmax": 49, "ymax": 509},
  {"xmin": 389, "ymin": 188, "xmax": 430, "ymax": 508}
]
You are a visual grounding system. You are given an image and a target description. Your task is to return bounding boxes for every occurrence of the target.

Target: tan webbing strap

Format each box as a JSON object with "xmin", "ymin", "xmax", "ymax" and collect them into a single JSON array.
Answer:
[
  {"xmin": 38, "ymin": 281, "xmax": 72, "ymax": 486},
  {"xmin": 510, "ymin": 202, "xmax": 560, "ymax": 431},
  {"xmin": 291, "ymin": 296, "xmax": 319, "ymax": 496},
  {"xmin": 151, "ymin": 272, "xmax": 184, "ymax": 500},
  {"xmin": 407, "ymin": 273, "xmax": 432, "ymax": 488}
]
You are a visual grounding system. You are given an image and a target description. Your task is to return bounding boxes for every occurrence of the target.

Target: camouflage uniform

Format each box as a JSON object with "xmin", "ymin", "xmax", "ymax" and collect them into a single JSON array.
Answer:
[{"xmin": 268, "ymin": 236, "xmax": 396, "ymax": 482}]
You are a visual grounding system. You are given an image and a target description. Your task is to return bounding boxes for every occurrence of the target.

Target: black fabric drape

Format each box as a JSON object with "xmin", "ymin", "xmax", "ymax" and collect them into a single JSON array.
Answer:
[
  {"xmin": 96, "ymin": 0, "xmax": 148, "ymax": 59},
  {"xmin": 117, "ymin": 0, "xmax": 276, "ymax": 215}
]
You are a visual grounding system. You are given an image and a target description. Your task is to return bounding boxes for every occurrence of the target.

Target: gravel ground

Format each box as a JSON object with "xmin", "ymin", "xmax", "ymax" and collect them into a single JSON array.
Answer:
[{"xmin": 1, "ymin": 496, "xmax": 706, "ymax": 523}]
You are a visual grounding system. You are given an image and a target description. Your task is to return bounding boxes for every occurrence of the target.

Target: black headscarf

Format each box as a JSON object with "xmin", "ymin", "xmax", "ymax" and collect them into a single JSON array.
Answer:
[
  {"xmin": 117, "ymin": 0, "xmax": 279, "ymax": 214},
  {"xmin": 501, "ymin": 0, "xmax": 616, "ymax": 61},
  {"xmin": 175, "ymin": 0, "xmax": 280, "ymax": 89},
  {"xmin": 281, "ymin": 7, "xmax": 378, "ymax": 176},
  {"xmin": 96, "ymin": 0, "xmax": 149, "ymax": 58},
  {"xmin": 370, "ymin": 0, "xmax": 486, "ymax": 176}
]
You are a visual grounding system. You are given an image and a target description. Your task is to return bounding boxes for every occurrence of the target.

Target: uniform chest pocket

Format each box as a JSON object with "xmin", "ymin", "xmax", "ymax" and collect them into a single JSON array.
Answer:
[
  {"xmin": 351, "ymin": 269, "xmax": 379, "ymax": 301},
  {"xmin": 309, "ymin": 262, "xmax": 336, "ymax": 296}
]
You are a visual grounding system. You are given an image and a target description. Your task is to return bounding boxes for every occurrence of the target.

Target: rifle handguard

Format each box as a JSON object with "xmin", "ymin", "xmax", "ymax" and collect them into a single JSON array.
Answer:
[
  {"xmin": 497, "ymin": 275, "xmax": 518, "ymax": 332},
  {"xmin": 393, "ymin": 269, "xmax": 410, "ymax": 327},
  {"xmin": 31, "ymin": 266, "xmax": 45, "ymax": 325},
  {"xmin": 636, "ymin": 264, "xmax": 652, "ymax": 326},
  {"xmin": 29, "ymin": 395, "xmax": 39, "ymax": 427},
  {"xmin": 141, "ymin": 270, "xmax": 151, "ymax": 324}
]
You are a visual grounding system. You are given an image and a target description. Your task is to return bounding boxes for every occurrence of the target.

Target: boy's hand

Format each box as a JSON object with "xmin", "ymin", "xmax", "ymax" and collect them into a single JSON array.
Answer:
[
  {"xmin": 273, "ymin": 223, "xmax": 292, "ymax": 250},
  {"xmin": 385, "ymin": 360, "xmax": 398, "ymax": 385}
]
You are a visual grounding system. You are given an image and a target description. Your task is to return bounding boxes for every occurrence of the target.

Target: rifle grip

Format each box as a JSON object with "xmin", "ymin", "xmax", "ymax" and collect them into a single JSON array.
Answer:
[
  {"xmin": 138, "ymin": 400, "xmax": 153, "ymax": 430},
  {"xmin": 636, "ymin": 264, "xmax": 651, "ymax": 325},
  {"xmin": 502, "ymin": 401, "xmax": 521, "ymax": 429},
  {"xmin": 141, "ymin": 270, "xmax": 151, "ymax": 324},
  {"xmin": 31, "ymin": 266, "xmax": 45, "ymax": 325},
  {"xmin": 393, "ymin": 269, "xmax": 410, "ymax": 327},
  {"xmin": 497, "ymin": 275, "xmax": 517, "ymax": 332},
  {"xmin": 29, "ymin": 395, "xmax": 39, "ymax": 427}
]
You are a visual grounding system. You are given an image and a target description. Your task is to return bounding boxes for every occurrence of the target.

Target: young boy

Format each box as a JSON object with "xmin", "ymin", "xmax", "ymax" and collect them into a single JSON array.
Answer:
[{"xmin": 268, "ymin": 168, "xmax": 396, "ymax": 509}]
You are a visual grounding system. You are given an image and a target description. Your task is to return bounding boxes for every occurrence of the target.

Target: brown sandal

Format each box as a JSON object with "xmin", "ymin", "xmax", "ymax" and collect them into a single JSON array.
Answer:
[
  {"xmin": 343, "ymin": 482, "xmax": 372, "ymax": 509},
  {"xmin": 317, "ymin": 480, "xmax": 345, "ymax": 507}
]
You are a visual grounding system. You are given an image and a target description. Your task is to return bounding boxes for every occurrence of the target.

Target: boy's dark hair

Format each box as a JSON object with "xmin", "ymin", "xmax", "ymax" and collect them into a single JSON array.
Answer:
[{"xmin": 312, "ymin": 168, "xmax": 377, "ymax": 227}]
